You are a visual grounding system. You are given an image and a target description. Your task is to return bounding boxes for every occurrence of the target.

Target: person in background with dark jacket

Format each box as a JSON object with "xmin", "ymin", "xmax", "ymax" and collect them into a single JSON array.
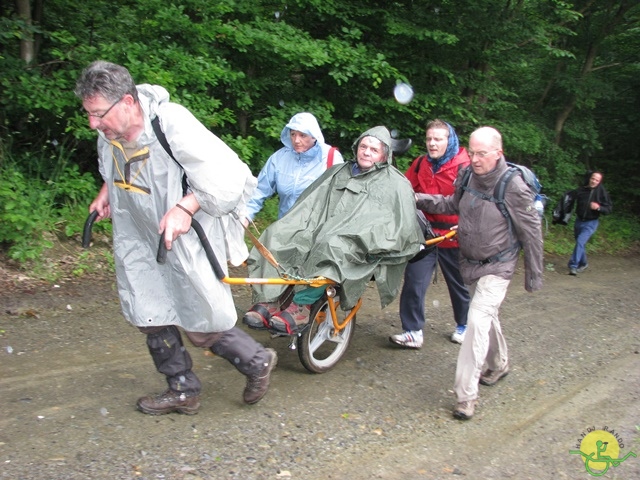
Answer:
[
  {"xmin": 568, "ymin": 171, "xmax": 612, "ymax": 275},
  {"xmin": 390, "ymin": 120, "xmax": 471, "ymax": 349},
  {"xmin": 416, "ymin": 126, "xmax": 543, "ymax": 420}
]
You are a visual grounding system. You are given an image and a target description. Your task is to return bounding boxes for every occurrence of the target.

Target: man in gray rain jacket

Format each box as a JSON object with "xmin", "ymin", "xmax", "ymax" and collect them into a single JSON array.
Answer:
[
  {"xmin": 245, "ymin": 126, "xmax": 423, "ymax": 335},
  {"xmin": 416, "ymin": 127, "xmax": 543, "ymax": 420},
  {"xmin": 76, "ymin": 61, "xmax": 276, "ymax": 415}
]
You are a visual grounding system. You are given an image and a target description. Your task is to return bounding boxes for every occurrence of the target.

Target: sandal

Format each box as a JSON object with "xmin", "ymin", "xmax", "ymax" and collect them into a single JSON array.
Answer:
[
  {"xmin": 270, "ymin": 303, "xmax": 311, "ymax": 335},
  {"xmin": 243, "ymin": 302, "xmax": 279, "ymax": 330}
]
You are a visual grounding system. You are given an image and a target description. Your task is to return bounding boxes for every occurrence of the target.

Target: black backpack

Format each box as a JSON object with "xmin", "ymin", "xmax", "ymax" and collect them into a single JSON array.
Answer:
[
  {"xmin": 455, "ymin": 163, "xmax": 545, "ymax": 265},
  {"xmin": 551, "ymin": 190, "xmax": 576, "ymax": 225},
  {"xmin": 457, "ymin": 163, "xmax": 546, "ymax": 226}
]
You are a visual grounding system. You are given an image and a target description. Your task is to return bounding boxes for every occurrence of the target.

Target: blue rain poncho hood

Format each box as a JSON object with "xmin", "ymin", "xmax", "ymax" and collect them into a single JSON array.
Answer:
[{"xmin": 280, "ymin": 112, "xmax": 324, "ymax": 147}]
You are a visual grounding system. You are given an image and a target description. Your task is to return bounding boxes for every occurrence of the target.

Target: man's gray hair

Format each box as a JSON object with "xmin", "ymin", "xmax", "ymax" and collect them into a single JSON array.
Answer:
[{"xmin": 75, "ymin": 61, "xmax": 139, "ymax": 103}]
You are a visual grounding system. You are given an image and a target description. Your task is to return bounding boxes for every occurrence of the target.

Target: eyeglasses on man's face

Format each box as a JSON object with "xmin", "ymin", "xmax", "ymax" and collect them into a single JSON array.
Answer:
[
  {"xmin": 468, "ymin": 149, "xmax": 499, "ymax": 159},
  {"xmin": 84, "ymin": 97, "xmax": 123, "ymax": 119}
]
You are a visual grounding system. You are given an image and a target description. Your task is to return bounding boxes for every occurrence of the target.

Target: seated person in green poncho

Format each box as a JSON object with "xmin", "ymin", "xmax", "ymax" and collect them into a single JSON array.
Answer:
[{"xmin": 243, "ymin": 126, "xmax": 423, "ymax": 335}]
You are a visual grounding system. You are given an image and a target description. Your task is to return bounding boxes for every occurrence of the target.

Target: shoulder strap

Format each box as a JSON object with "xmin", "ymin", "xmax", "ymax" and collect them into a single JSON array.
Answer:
[
  {"xmin": 455, "ymin": 165, "xmax": 473, "ymax": 202},
  {"xmin": 151, "ymin": 116, "xmax": 188, "ymax": 196},
  {"xmin": 459, "ymin": 166, "xmax": 518, "ymax": 238},
  {"xmin": 413, "ymin": 155, "xmax": 427, "ymax": 174},
  {"xmin": 327, "ymin": 146, "xmax": 337, "ymax": 168},
  {"xmin": 493, "ymin": 167, "xmax": 519, "ymax": 219}
]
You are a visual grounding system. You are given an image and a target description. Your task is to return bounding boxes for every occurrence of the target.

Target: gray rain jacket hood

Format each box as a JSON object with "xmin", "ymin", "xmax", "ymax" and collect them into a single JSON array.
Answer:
[
  {"xmin": 351, "ymin": 125, "xmax": 394, "ymax": 165},
  {"xmin": 247, "ymin": 126, "xmax": 422, "ymax": 310},
  {"xmin": 97, "ymin": 84, "xmax": 256, "ymax": 332}
]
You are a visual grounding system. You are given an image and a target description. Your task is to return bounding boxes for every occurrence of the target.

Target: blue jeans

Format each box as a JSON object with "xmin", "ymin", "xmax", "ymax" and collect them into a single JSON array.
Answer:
[
  {"xmin": 568, "ymin": 218, "xmax": 599, "ymax": 269},
  {"xmin": 399, "ymin": 247, "xmax": 470, "ymax": 332}
]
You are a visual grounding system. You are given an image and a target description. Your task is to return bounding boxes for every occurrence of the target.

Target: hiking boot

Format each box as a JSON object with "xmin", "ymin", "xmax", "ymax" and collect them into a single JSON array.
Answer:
[
  {"xmin": 451, "ymin": 325, "xmax": 467, "ymax": 344},
  {"xmin": 576, "ymin": 264, "xmax": 588, "ymax": 273},
  {"xmin": 569, "ymin": 267, "xmax": 578, "ymax": 276},
  {"xmin": 453, "ymin": 400, "xmax": 477, "ymax": 420},
  {"xmin": 270, "ymin": 303, "xmax": 311, "ymax": 334},
  {"xmin": 389, "ymin": 330, "xmax": 423, "ymax": 349},
  {"xmin": 243, "ymin": 348, "xmax": 278, "ymax": 404},
  {"xmin": 136, "ymin": 389, "xmax": 200, "ymax": 415},
  {"xmin": 480, "ymin": 363, "xmax": 510, "ymax": 386}
]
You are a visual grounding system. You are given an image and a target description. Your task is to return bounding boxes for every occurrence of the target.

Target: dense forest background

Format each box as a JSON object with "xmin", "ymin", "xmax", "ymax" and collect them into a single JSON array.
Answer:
[{"xmin": 1, "ymin": 0, "xmax": 639, "ymax": 265}]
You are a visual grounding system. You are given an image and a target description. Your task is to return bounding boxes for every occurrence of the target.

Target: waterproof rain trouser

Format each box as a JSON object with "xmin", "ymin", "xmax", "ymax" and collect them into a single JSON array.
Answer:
[
  {"xmin": 205, "ymin": 327, "xmax": 270, "ymax": 376},
  {"xmin": 146, "ymin": 325, "xmax": 201, "ymax": 396},
  {"xmin": 143, "ymin": 325, "xmax": 271, "ymax": 395}
]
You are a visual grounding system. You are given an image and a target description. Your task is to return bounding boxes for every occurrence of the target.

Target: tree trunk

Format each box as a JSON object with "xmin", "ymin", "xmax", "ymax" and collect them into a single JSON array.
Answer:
[
  {"xmin": 16, "ymin": 0, "xmax": 35, "ymax": 65},
  {"xmin": 553, "ymin": 42, "xmax": 597, "ymax": 145}
]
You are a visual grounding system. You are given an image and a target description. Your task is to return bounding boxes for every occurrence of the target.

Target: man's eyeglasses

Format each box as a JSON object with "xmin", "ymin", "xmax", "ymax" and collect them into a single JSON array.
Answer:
[
  {"xmin": 85, "ymin": 97, "xmax": 123, "ymax": 119},
  {"xmin": 468, "ymin": 149, "xmax": 499, "ymax": 159}
]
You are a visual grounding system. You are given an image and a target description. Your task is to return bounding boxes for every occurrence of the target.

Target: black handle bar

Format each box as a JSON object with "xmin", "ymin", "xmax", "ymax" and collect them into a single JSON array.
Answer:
[
  {"xmin": 157, "ymin": 218, "xmax": 226, "ymax": 281},
  {"xmin": 82, "ymin": 210, "xmax": 100, "ymax": 248},
  {"xmin": 82, "ymin": 211, "xmax": 225, "ymax": 280}
]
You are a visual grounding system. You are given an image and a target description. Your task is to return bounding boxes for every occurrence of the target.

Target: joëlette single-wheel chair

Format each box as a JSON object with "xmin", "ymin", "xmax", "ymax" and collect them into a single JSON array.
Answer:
[{"xmin": 82, "ymin": 211, "xmax": 455, "ymax": 374}]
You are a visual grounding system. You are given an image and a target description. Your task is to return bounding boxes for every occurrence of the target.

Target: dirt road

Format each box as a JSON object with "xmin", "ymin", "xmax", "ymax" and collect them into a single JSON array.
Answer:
[{"xmin": 1, "ymin": 253, "xmax": 639, "ymax": 479}]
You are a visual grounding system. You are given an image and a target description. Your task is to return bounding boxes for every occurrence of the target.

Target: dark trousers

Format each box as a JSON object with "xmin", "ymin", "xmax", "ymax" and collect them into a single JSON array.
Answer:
[
  {"xmin": 140, "ymin": 325, "xmax": 269, "ymax": 396},
  {"xmin": 399, "ymin": 247, "xmax": 470, "ymax": 332}
]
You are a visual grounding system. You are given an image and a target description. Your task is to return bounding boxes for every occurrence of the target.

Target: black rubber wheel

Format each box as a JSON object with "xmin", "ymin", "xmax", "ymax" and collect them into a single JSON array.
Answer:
[{"xmin": 297, "ymin": 295, "xmax": 356, "ymax": 373}]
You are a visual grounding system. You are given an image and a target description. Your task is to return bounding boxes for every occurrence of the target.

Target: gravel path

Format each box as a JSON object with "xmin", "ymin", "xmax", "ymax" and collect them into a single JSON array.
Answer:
[{"xmin": 1, "ymin": 254, "xmax": 639, "ymax": 479}]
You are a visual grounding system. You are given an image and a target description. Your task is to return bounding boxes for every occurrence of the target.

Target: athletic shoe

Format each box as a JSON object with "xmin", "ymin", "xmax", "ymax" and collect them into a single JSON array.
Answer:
[
  {"xmin": 569, "ymin": 267, "xmax": 578, "ymax": 276},
  {"xmin": 576, "ymin": 264, "xmax": 588, "ymax": 273},
  {"xmin": 451, "ymin": 325, "xmax": 467, "ymax": 344},
  {"xmin": 269, "ymin": 303, "xmax": 311, "ymax": 334},
  {"xmin": 453, "ymin": 400, "xmax": 477, "ymax": 420},
  {"xmin": 389, "ymin": 330, "xmax": 423, "ymax": 349}
]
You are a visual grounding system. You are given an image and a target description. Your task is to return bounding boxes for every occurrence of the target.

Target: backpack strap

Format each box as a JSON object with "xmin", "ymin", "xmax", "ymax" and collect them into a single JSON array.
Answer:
[
  {"xmin": 327, "ymin": 146, "xmax": 337, "ymax": 168},
  {"xmin": 455, "ymin": 165, "xmax": 473, "ymax": 203},
  {"xmin": 151, "ymin": 116, "xmax": 188, "ymax": 196},
  {"xmin": 413, "ymin": 155, "xmax": 427, "ymax": 174},
  {"xmin": 493, "ymin": 167, "xmax": 519, "ymax": 219},
  {"xmin": 459, "ymin": 166, "xmax": 521, "ymax": 253}
]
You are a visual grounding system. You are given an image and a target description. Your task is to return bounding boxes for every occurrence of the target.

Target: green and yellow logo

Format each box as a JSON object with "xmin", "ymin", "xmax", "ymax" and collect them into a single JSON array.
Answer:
[{"xmin": 570, "ymin": 427, "xmax": 636, "ymax": 477}]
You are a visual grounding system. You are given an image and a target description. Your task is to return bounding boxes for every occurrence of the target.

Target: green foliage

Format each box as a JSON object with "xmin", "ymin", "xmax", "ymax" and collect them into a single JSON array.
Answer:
[
  {"xmin": 0, "ymin": 140, "xmax": 103, "ymax": 264},
  {"xmin": 0, "ymin": 167, "xmax": 53, "ymax": 261},
  {"xmin": 1, "ymin": 0, "xmax": 639, "ymax": 268}
]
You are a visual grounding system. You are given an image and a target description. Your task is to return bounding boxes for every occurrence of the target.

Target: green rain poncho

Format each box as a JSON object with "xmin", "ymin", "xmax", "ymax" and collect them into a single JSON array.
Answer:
[{"xmin": 247, "ymin": 126, "xmax": 423, "ymax": 310}]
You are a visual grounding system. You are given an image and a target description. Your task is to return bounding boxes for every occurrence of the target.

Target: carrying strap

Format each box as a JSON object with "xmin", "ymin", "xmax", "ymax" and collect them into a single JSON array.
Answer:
[
  {"xmin": 152, "ymin": 116, "xmax": 283, "ymax": 271},
  {"xmin": 237, "ymin": 214, "xmax": 282, "ymax": 271},
  {"xmin": 327, "ymin": 146, "xmax": 337, "ymax": 168},
  {"xmin": 465, "ymin": 243, "xmax": 520, "ymax": 266},
  {"xmin": 151, "ymin": 116, "xmax": 189, "ymax": 196}
]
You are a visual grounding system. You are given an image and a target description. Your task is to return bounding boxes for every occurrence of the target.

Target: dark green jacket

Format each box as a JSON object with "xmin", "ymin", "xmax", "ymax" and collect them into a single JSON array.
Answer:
[{"xmin": 247, "ymin": 156, "xmax": 422, "ymax": 310}]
